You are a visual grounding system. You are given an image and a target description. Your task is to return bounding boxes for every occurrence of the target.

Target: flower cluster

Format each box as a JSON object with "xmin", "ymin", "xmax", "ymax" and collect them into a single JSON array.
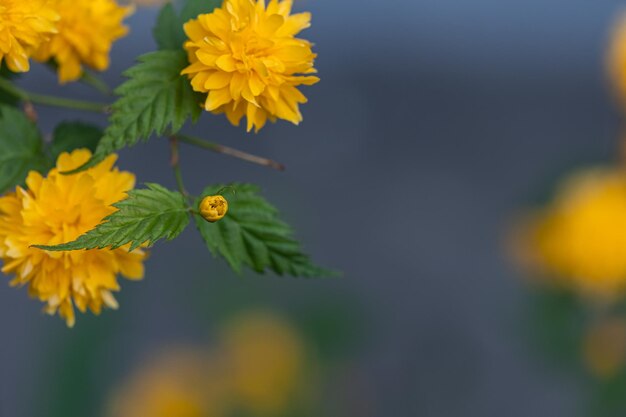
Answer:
[
  {"xmin": 182, "ymin": 0, "xmax": 319, "ymax": 132},
  {"xmin": 0, "ymin": 0, "xmax": 325, "ymax": 327},
  {"xmin": 0, "ymin": 150, "xmax": 146, "ymax": 327},
  {"xmin": 0, "ymin": 0, "xmax": 131, "ymax": 81},
  {"xmin": 108, "ymin": 312, "xmax": 308, "ymax": 417}
]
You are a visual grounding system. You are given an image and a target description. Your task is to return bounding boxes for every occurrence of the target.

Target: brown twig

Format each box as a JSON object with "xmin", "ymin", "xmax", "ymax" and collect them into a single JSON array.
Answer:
[
  {"xmin": 175, "ymin": 134, "xmax": 285, "ymax": 171},
  {"xmin": 169, "ymin": 136, "xmax": 188, "ymax": 198},
  {"xmin": 23, "ymin": 101, "xmax": 38, "ymax": 122}
]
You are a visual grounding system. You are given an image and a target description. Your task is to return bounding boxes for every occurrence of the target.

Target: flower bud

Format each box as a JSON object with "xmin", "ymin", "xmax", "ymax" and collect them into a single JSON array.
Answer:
[{"xmin": 199, "ymin": 195, "xmax": 228, "ymax": 223}]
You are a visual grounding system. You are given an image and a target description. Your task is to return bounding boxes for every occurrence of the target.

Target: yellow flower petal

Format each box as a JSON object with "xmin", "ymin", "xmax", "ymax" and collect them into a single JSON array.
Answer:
[{"xmin": 0, "ymin": 0, "xmax": 59, "ymax": 74}]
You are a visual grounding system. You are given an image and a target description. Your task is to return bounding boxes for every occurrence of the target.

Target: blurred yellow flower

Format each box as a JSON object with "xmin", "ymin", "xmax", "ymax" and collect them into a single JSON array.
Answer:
[
  {"xmin": 583, "ymin": 317, "xmax": 626, "ymax": 378},
  {"xmin": 222, "ymin": 312, "xmax": 307, "ymax": 415},
  {"xmin": 0, "ymin": 0, "xmax": 59, "ymax": 73},
  {"xmin": 609, "ymin": 12, "xmax": 626, "ymax": 105},
  {"xmin": 108, "ymin": 348, "xmax": 227, "ymax": 417},
  {"xmin": 182, "ymin": 0, "xmax": 319, "ymax": 132},
  {"xmin": 108, "ymin": 311, "xmax": 310, "ymax": 417},
  {"xmin": 0, "ymin": 149, "xmax": 146, "ymax": 327},
  {"xmin": 522, "ymin": 168, "xmax": 626, "ymax": 297},
  {"xmin": 34, "ymin": 0, "xmax": 132, "ymax": 83}
]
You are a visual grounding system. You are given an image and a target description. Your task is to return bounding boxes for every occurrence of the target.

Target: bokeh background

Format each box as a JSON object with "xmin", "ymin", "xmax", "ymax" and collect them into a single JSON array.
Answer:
[{"xmin": 4, "ymin": 0, "xmax": 626, "ymax": 416}]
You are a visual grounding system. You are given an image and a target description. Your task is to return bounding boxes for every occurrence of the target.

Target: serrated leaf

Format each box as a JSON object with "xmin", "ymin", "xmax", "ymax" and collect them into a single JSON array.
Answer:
[
  {"xmin": 35, "ymin": 183, "xmax": 190, "ymax": 252},
  {"xmin": 67, "ymin": 50, "xmax": 202, "ymax": 173},
  {"xmin": 153, "ymin": 0, "xmax": 221, "ymax": 51},
  {"xmin": 49, "ymin": 121, "xmax": 102, "ymax": 162},
  {"xmin": 194, "ymin": 183, "xmax": 336, "ymax": 278},
  {"xmin": 0, "ymin": 106, "xmax": 48, "ymax": 194}
]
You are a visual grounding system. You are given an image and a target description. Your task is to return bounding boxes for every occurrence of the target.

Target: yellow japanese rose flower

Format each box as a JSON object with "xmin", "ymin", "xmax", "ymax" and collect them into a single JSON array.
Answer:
[
  {"xmin": 221, "ymin": 312, "xmax": 307, "ymax": 415},
  {"xmin": 521, "ymin": 168, "xmax": 626, "ymax": 297},
  {"xmin": 609, "ymin": 12, "xmax": 626, "ymax": 105},
  {"xmin": 0, "ymin": 149, "xmax": 146, "ymax": 327},
  {"xmin": 34, "ymin": 0, "xmax": 132, "ymax": 83},
  {"xmin": 182, "ymin": 0, "xmax": 319, "ymax": 132},
  {"xmin": 0, "ymin": 0, "xmax": 59, "ymax": 72},
  {"xmin": 107, "ymin": 312, "xmax": 311, "ymax": 417},
  {"xmin": 108, "ymin": 348, "xmax": 227, "ymax": 417}
]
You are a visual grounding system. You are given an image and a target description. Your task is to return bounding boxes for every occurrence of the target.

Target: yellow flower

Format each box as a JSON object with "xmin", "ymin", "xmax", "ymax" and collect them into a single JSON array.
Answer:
[
  {"xmin": 0, "ymin": 149, "xmax": 146, "ymax": 327},
  {"xmin": 222, "ymin": 312, "xmax": 306, "ymax": 415},
  {"xmin": 0, "ymin": 0, "xmax": 59, "ymax": 73},
  {"xmin": 182, "ymin": 0, "xmax": 319, "ymax": 132},
  {"xmin": 609, "ymin": 12, "xmax": 626, "ymax": 105},
  {"xmin": 34, "ymin": 0, "xmax": 132, "ymax": 83},
  {"xmin": 108, "ymin": 348, "xmax": 227, "ymax": 417},
  {"xmin": 199, "ymin": 195, "xmax": 228, "ymax": 223},
  {"xmin": 107, "ymin": 312, "xmax": 310, "ymax": 417},
  {"xmin": 524, "ymin": 168, "xmax": 626, "ymax": 297}
]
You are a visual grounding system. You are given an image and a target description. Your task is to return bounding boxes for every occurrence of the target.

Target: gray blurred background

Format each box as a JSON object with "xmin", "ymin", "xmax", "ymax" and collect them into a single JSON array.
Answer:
[{"xmin": 2, "ymin": 0, "xmax": 626, "ymax": 416}]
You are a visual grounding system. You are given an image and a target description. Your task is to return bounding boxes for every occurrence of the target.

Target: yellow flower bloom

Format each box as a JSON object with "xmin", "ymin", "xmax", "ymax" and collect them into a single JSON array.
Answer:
[
  {"xmin": 222, "ymin": 312, "xmax": 306, "ymax": 415},
  {"xmin": 199, "ymin": 195, "xmax": 228, "ymax": 222},
  {"xmin": 609, "ymin": 12, "xmax": 626, "ymax": 105},
  {"xmin": 0, "ymin": 0, "xmax": 59, "ymax": 73},
  {"xmin": 34, "ymin": 0, "xmax": 132, "ymax": 83},
  {"xmin": 0, "ymin": 149, "xmax": 146, "ymax": 327},
  {"xmin": 108, "ymin": 348, "xmax": 227, "ymax": 417},
  {"xmin": 107, "ymin": 312, "xmax": 310, "ymax": 417},
  {"xmin": 523, "ymin": 168, "xmax": 626, "ymax": 297},
  {"xmin": 182, "ymin": 0, "xmax": 319, "ymax": 132}
]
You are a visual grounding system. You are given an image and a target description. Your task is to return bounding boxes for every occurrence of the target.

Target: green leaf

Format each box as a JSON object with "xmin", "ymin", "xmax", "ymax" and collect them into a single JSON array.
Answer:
[
  {"xmin": 35, "ymin": 183, "xmax": 190, "ymax": 252},
  {"xmin": 49, "ymin": 121, "xmax": 102, "ymax": 162},
  {"xmin": 194, "ymin": 184, "xmax": 336, "ymax": 278},
  {"xmin": 153, "ymin": 0, "xmax": 221, "ymax": 51},
  {"xmin": 67, "ymin": 50, "xmax": 202, "ymax": 173},
  {"xmin": 180, "ymin": 0, "xmax": 221, "ymax": 22},
  {"xmin": 0, "ymin": 106, "xmax": 48, "ymax": 194},
  {"xmin": 154, "ymin": 3, "xmax": 186, "ymax": 50}
]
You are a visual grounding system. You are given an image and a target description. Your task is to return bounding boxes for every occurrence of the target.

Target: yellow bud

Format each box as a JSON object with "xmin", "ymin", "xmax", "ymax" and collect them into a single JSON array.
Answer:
[{"xmin": 200, "ymin": 195, "xmax": 228, "ymax": 223}]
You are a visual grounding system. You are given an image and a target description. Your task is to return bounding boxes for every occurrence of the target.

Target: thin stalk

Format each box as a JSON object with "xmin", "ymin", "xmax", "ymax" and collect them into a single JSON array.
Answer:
[
  {"xmin": 169, "ymin": 137, "xmax": 189, "ymax": 201},
  {"xmin": 176, "ymin": 134, "xmax": 286, "ymax": 171},
  {"xmin": 80, "ymin": 70, "xmax": 112, "ymax": 96},
  {"xmin": 0, "ymin": 77, "xmax": 109, "ymax": 113}
]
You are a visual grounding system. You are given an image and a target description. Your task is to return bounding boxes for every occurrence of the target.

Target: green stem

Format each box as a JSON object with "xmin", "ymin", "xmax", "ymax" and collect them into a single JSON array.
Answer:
[
  {"xmin": 176, "ymin": 134, "xmax": 286, "ymax": 171},
  {"xmin": 80, "ymin": 70, "xmax": 112, "ymax": 96},
  {"xmin": 0, "ymin": 77, "xmax": 109, "ymax": 113},
  {"xmin": 169, "ymin": 137, "xmax": 190, "ymax": 202}
]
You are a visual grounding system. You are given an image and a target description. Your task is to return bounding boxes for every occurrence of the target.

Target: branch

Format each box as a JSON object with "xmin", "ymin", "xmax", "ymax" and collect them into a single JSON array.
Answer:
[
  {"xmin": 169, "ymin": 136, "xmax": 189, "ymax": 200},
  {"xmin": 176, "ymin": 134, "xmax": 285, "ymax": 171},
  {"xmin": 0, "ymin": 77, "xmax": 109, "ymax": 113}
]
